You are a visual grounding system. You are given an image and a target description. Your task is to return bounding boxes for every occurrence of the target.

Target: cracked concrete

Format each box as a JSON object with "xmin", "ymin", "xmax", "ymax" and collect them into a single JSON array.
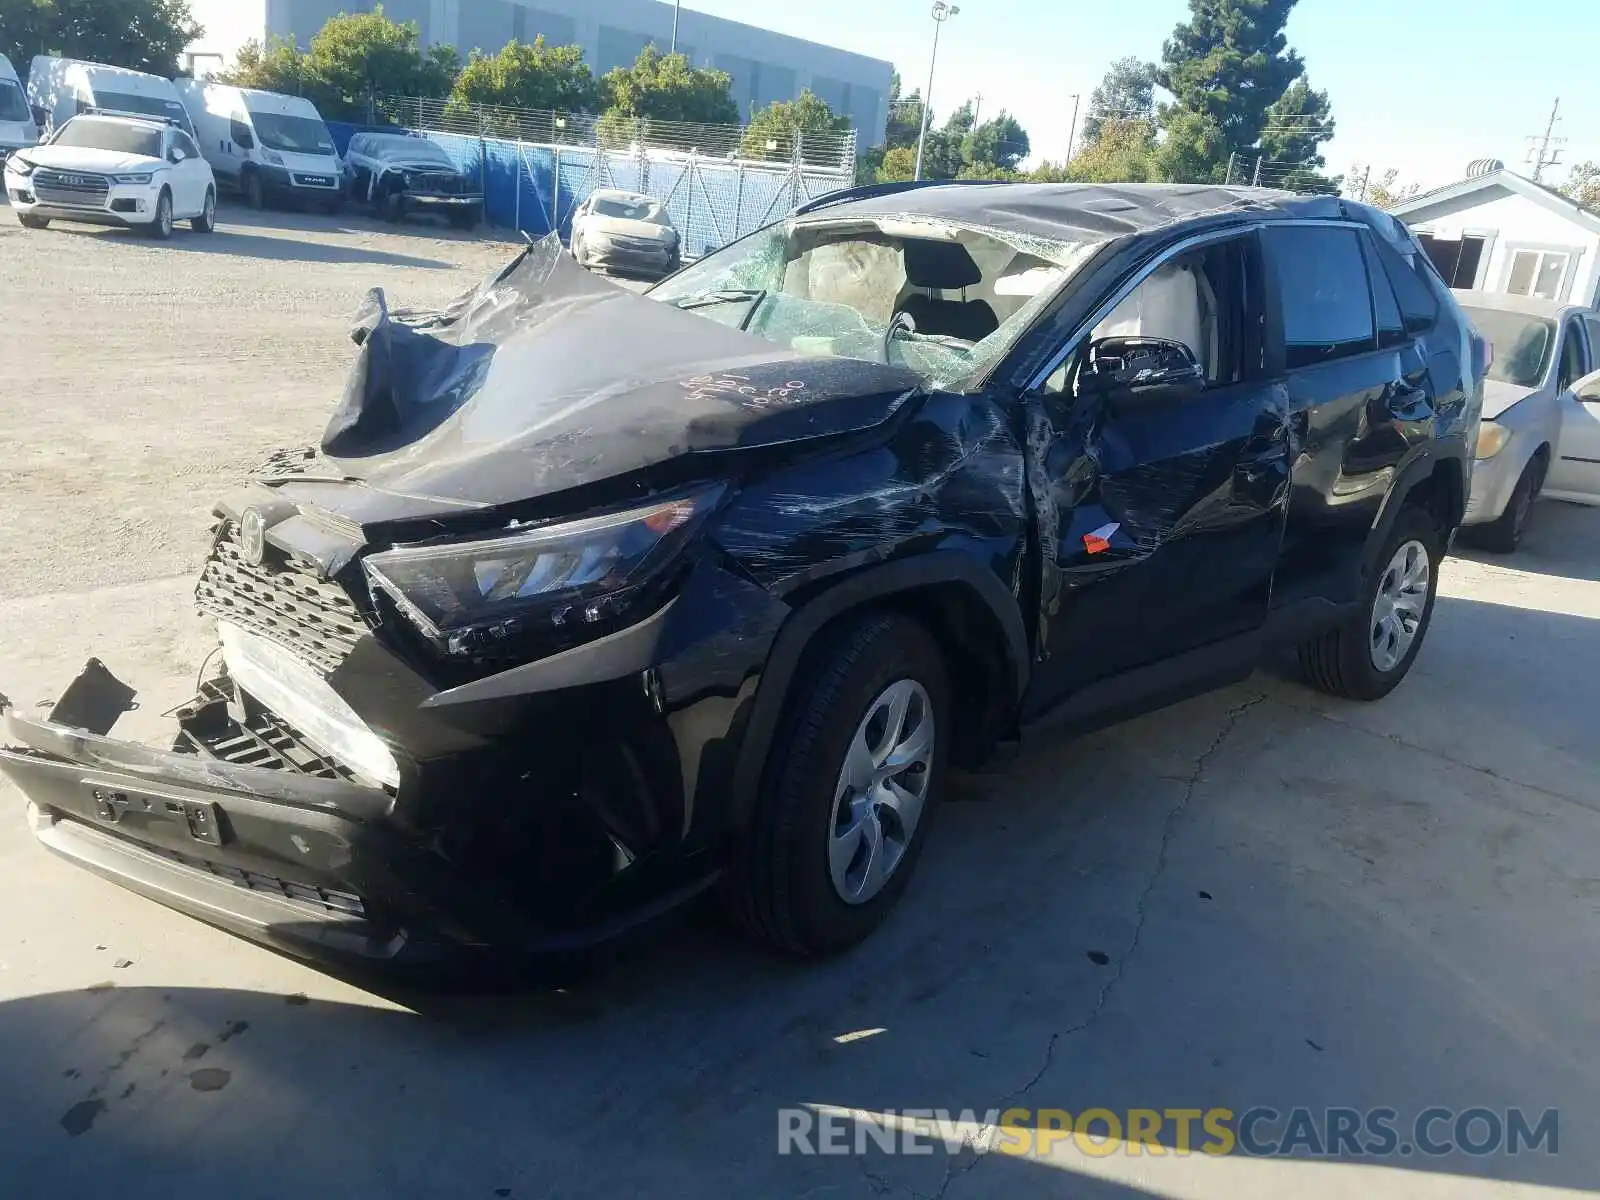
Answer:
[{"xmin": 2, "ymin": 207, "xmax": 1600, "ymax": 1199}]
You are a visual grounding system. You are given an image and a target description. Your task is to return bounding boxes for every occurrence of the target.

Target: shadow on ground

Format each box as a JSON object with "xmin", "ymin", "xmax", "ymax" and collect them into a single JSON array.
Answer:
[{"xmin": 4, "ymin": 592, "xmax": 1599, "ymax": 1197}]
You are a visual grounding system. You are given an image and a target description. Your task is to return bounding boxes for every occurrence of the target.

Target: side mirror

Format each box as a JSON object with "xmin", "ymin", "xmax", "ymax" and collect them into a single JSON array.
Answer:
[
  {"xmin": 1079, "ymin": 336, "xmax": 1206, "ymax": 409},
  {"xmin": 1574, "ymin": 368, "xmax": 1600, "ymax": 404},
  {"xmin": 169, "ymin": 147, "xmax": 186, "ymax": 163}
]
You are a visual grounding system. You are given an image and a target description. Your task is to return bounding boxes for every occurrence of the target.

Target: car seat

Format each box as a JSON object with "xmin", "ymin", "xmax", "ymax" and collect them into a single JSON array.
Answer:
[{"xmin": 896, "ymin": 239, "xmax": 1000, "ymax": 343}]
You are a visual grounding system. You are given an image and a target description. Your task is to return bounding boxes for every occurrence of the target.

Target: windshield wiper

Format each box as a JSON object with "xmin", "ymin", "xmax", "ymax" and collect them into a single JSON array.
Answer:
[{"xmin": 674, "ymin": 288, "xmax": 769, "ymax": 332}]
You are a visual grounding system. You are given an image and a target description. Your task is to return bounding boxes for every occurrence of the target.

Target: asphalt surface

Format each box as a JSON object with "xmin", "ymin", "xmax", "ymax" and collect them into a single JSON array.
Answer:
[{"xmin": 1, "ymin": 201, "xmax": 1598, "ymax": 1199}]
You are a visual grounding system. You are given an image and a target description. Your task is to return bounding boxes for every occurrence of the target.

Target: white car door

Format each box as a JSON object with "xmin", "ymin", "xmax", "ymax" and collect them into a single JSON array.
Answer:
[
  {"xmin": 171, "ymin": 130, "xmax": 208, "ymax": 215},
  {"xmin": 1545, "ymin": 319, "xmax": 1600, "ymax": 505}
]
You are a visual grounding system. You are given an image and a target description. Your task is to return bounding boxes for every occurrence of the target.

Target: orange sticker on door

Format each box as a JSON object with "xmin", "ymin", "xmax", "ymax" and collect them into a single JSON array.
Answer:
[{"xmin": 1083, "ymin": 522, "xmax": 1120, "ymax": 555}]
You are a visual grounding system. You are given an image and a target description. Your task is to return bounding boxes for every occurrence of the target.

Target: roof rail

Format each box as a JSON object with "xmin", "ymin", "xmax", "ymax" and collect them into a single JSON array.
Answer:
[
  {"xmin": 82, "ymin": 106, "xmax": 182, "ymax": 128},
  {"xmin": 792, "ymin": 177, "xmax": 1008, "ymax": 217}
]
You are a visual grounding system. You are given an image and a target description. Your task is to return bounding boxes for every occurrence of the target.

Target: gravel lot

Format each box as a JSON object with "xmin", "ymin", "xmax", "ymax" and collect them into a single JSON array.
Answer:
[{"xmin": 2, "ymin": 201, "xmax": 1599, "ymax": 1200}]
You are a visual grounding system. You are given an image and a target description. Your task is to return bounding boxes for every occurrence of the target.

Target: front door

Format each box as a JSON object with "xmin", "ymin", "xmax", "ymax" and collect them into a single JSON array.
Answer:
[
  {"xmin": 1022, "ymin": 229, "xmax": 1291, "ymax": 719},
  {"xmin": 1546, "ymin": 345, "xmax": 1600, "ymax": 502}
]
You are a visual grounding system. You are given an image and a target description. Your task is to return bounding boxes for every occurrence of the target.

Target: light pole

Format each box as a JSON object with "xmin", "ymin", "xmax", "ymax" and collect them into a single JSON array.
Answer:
[
  {"xmin": 670, "ymin": 0, "xmax": 683, "ymax": 55},
  {"xmin": 913, "ymin": 1, "xmax": 959, "ymax": 181}
]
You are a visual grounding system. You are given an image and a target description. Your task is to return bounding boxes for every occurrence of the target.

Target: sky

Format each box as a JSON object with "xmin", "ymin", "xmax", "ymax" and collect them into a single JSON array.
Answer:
[{"xmin": 676, "ymin": 0, "xmax": 1600, "ymax": 193}]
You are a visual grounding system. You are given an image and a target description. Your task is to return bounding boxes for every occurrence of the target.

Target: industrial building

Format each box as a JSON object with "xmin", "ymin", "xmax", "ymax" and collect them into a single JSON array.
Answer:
[{"xmin": 185, "ymin": 0, "xmax": 894, "ymax": 143}]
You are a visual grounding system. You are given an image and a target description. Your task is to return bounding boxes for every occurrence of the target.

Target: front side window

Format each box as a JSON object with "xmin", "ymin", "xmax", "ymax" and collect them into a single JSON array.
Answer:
[
  {"xmin": 172, "ymin": 130, "xmax": 199, "ymax": 159},
  {"xmin": 0, "ymin": 80, "xmax": 30, "ymax": 123},
  {"xmin": 1558, "ymin": 318, "xmax": 1589, "ymax": 392},
  {"xmin": 50, "ymin": 117, "xmax": 162, "ymax": 158},
  {"xmin": 1459, "ymin": 306, "xmax": 1555, "ymax": 388},
  {"xmin": 1506, "ymin": 249, "xmax": 1571, "ymax": 301},
  {"xmin": 247, "ymin": 110, "xmax": 335, "ymax": 154},
  {"xmin": 651, "ymin": 216, "xmax": 1092, "ymax": 390},
  {"xmin": 1265, "ymin": 225, "xmax": 1377, "ymax": 368}
]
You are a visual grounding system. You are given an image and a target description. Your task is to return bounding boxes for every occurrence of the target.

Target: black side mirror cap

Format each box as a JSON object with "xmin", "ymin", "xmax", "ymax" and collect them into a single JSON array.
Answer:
[{"xmin": 1080, "ymin": 336, "xmax": 1206, "ymax": 409}]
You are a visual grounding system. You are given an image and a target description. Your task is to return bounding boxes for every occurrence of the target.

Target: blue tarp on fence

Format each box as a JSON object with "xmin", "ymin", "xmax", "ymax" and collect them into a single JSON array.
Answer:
[{"xmin": 327, "ymin": 120, "xmax": 852, "ymax": 255}]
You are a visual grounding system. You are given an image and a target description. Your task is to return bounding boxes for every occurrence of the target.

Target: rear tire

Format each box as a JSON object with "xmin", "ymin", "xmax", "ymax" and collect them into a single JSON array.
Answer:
[
  {"xmin": 146, "ymin": 189, "xmax": 174, "ymax": 240},
  {"xmin": 17, "ymin": 213, "xmax": 50, "ymax": 229},
  {"xmin": 1473, "ymin": 453, "xmax": 1545, "ymax": 554},
  {"xmin": 192, "ymin": 187, "xmax": 216, "ymax": 233},
  {"xmin": 1298, "ymin": 505, "xmax": 1442, "ymax": 701},
  {"xmin": 722, "ymin": 612, "xmax": 950, "ymax": 956}
]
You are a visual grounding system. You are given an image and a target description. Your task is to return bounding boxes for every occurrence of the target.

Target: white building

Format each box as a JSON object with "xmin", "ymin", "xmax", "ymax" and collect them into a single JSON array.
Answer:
[
  {"xmin": 184, "ymin": 0, "xmax": 893, "ymax": 143},
  {"xmin": 1391, "ymin": 167, "xmax": 1600, "ymax": 309}
]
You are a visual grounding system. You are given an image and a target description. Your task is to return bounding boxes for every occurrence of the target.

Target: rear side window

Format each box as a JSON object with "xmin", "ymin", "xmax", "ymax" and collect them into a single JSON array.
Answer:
[
  {"xmin": 1266, "ymin": 225, "xmax": 1376, "ymax": 368},
  {"xmin": 1360, "ymin": 233, "xmax": 1407, "ymax": 348},
  {"xmin": 1371, "ymin": 233, "xmax": 1440, "ymax": 332}
]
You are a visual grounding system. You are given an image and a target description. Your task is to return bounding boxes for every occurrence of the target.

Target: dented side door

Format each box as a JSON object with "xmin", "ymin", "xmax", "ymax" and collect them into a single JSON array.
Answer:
[{"xmin": 1020, "ymin": 228, "xmax": 1292, "ymax": 718}]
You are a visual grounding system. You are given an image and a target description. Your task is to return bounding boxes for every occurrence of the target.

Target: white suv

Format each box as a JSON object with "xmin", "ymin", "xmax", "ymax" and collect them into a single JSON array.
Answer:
[{"xmin": 4, "ymin": 113, "xmax": 215, "ymax": 239}]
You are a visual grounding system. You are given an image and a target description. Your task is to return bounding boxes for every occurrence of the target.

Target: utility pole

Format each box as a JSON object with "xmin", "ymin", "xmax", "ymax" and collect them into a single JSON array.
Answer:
[
  {"xmin": 670, "ymin": 0, "xmax": 682, "ymax": 56},
  {"xmin": 1225, "ymin": 152, "xmax": 1237, "ymax": 185},
  {"xmin": 913, "ymin": 2, "xmax": 960, "ymax": 182},
  {"xmin": 1358, "ymin": 165, "xmax": 1372, "ymax": 204},
  {"xmin": 1064, "ymin": 93, "xmax": 1081, "ymax": 164},
  {"xmin": 1251, "ymin": 156, "xmax": 1262, "ymax": 187},
  {"xmin": 972, "ymin": 92, "xmax": 983, "ymax": 127},
  {"xmin": 1526, "ymin": 97, "xmax": 1565, "ymax": 182}
]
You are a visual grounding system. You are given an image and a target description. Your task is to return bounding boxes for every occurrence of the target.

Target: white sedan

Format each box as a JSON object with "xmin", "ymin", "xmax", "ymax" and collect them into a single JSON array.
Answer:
[{"xmin": 3, "ymin": 113, "xmax": 215, "ymax": 239}]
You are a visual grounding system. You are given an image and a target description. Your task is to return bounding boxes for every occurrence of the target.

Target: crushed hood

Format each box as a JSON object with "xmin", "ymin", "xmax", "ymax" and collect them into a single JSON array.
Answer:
[{"xmin": 318, "ymin": 237, "xmax": 924, "ymax": 510}]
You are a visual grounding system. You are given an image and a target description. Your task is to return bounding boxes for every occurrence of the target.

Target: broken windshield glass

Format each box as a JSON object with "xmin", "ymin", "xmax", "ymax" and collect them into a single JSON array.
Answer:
[{"xmin": 651, "ymin": 215, "xmax": 1099, "ymax": 389}]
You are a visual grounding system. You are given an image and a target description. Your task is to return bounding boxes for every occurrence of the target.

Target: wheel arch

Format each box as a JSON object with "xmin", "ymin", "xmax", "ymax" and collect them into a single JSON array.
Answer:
[
  {"xmin": 725, "ymin": 552, "xmax": 1028, "ymax": 831},
  {"xmin": 1364, "ymin": 450, "xmax": 1466, "ymax": 575}
]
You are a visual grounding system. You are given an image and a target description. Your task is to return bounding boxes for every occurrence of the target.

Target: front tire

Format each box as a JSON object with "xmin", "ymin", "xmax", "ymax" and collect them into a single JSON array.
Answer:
[
  {"xmin": 1473, "ymin": 453, "xmax": 1546, "ymax": 554},
  {"xmin": 1298, "ymin": 505, "xmax": 1442, "ymax": 701},
  {"xmin": 17, "ymin": 213, "xmax": 50, "ymax": 229},
  {"xmin": 244, "ymin": 169, "xmax": 265, "ymax": 210},
  {"xmin": 146, "ymin": 189, "xmax": 174, "ymax": 240},
  {"xmin": 192, "ymin": 187, "xmax": 216, "ymax": 233},
  {"xmin": 723, "ymin": 612, "xmax": 950, "ymax": 956}
]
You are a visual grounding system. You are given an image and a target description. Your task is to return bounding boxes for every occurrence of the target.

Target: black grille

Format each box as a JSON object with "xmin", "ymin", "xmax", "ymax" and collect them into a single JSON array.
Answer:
[
  {"xmin": 413, "ymin": 171, "xmax": 463, "ymax": 194},
  {"xmin": 174, "ymin": 678, "xmax": 363, "ymax": 782},
  {"xmin": 194, "ymin": 521, "xmax": 366, "ymax": 675},
  {"xmin": 33, "ymin": 169, "xmax": 109, "ymax": 207}
]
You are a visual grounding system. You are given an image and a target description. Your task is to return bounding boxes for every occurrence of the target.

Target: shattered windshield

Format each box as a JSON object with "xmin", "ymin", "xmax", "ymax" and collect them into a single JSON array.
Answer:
[{"xmin": 650, "ymin": 215, "xmax": 1093, "ymax": 390}]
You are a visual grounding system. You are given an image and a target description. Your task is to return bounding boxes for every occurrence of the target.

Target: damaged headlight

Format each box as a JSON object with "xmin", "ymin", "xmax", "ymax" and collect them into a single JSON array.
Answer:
[{"xmin": 363, "ymin": 486, "xmax": 723, "ymax": 657}]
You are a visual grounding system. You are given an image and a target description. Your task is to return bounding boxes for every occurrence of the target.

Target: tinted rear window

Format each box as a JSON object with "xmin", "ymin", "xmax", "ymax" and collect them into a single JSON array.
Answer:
[{"xmin": 1266, "ymin": 225, "xmax": 1377, "ymax": 368}]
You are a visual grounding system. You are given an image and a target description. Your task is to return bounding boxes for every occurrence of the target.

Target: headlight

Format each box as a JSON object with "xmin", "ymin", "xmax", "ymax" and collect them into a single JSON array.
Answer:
[
  {"xmin": 1476, "ymin": 420, "xmax": 1511, "ymax": 459},
  {"xmin": 263, "ymin": 149, "xmax": 284, "ymax": 166},
  {"xmin": 6, "ymin": 155, "xmax": 35, "ymax": 176},
  {"xmin": 363, "ymin": 486, "xmax": 723, "ymax": 657},
  {"xmin": 113, "ymin": 172, "xmax": 153, "ymax": 184}
]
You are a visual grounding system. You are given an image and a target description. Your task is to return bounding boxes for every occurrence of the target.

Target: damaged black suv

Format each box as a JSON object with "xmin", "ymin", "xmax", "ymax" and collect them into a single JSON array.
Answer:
[{"xmin": 0, "ymin": 183, "xmax": 1480, "ymax": 965}]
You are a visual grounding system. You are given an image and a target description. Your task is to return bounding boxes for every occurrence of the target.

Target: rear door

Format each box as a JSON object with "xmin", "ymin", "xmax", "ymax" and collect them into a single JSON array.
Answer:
[
  {"xmin": 1547, "ymin": 318, "xmax": 1600, "ymax": 502},
  {"xmin": 1263, "ymin": 222, "xmax": 1437, "ymax": 616}
]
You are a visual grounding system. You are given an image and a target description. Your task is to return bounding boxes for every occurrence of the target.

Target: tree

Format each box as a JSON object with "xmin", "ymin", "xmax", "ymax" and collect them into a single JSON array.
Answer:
[
  {"xmin": 305, "ymin": 7, "xmax": 458, "ymax": 119},
  {"xmin": 1253, "ymin": 75, "xmax": 1338, "ymax": 192},
  {"xmin": 1348, "ymin": 167, "xmax": 1419, "ymax": 211},
  {"xmin": 1065, "ymin": 118, "xmax": 1158, "ymax": 183},
  {"xmin": 964, "ymin": 111, "xmax": 1030, "ymax": 173},
  {"xmin": 1156, "ymin": 0, "xmax": 1307, "ymax": 178},
  {"xmin": 740, "ymin": 89, "xmax": 850, "ymax": 161},
  {"xmin": 214, "ymin": 36, "xmax": 320, "ymax": 99},
  {"xmin": 1083, "ymin": 57, "xmax": 1157, "ymax": 144},
  {"xmin": 451, "ymin": 36, "xmax": 600, "ymax": 114},
  {"xmin": 875, "ymin": 145, "xmax": 917, "ymax": 182},
  {"xmin": 883, "ymin": 72, "xmax": 923, "ymax": 150},
  {"xmin": 2, "ymin": 0, "xmax": 201, "ymax": 76},
  {"xmin": 601, "ymin": 45, "xmax": 738, "ymax": 125},
  {"xmin": 1562, "ymin": 162, "xmax": 1600, "ymax": 212}
]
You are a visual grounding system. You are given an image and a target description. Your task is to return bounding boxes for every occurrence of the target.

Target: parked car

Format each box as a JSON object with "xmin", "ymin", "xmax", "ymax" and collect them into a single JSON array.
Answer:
[
  {"xmin": 4, "ymin": 113, "xmax": 215, "ymax": 238},
  {"xmin": 176, "ymin": 80, "xmax": 342, "ymax": 212},
  {"xmin": 27, "ymin": 56, "xmax": 193, "ymax": 139},
  {"xmin": 0, "ymin": 54, "xmax": 39, "ymax": 169},
  {"xmin": 0, "ymin": 183, "xmax": 1478, "ymax": 968},
  {"xmin": 1454, "ymin": 292, "xmax": 1600, "ymax": 550},
  {"xmin": 571, "ymin": 188, "xmax": 681, "ymax": 277},
  {"xmin": 343, "ymin": 131, "xmax": 481, "ymax": 229}
]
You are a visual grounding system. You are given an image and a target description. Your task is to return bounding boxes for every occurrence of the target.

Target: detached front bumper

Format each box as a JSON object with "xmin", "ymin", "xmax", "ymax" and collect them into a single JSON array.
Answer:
[{"xmin": 0, "ymin": 667, "xmax": 452, "ymax": 966}]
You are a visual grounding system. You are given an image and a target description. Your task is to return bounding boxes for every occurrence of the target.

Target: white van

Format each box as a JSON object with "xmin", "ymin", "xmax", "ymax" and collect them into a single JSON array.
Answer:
[
  {"xmin": 0, "ymin": 54, "xmax": 39, "ymax": 166},
  {"xmin": 175, "ymin": 80, "xmax": 342, "ymax": 211},
  {"xmin": 27, "ymin": 57, "xmax": 194, "ymax": 140}
]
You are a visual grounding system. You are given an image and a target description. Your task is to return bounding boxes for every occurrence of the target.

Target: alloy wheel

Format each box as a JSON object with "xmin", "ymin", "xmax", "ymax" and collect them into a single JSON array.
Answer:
[
  {"xmin": 828, "ymin": 679, "xmax": 936, "ymax": 905},
  {"xmin": 1369, "ymin": 539, "xmax": 1431, "ymax": 672}
]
